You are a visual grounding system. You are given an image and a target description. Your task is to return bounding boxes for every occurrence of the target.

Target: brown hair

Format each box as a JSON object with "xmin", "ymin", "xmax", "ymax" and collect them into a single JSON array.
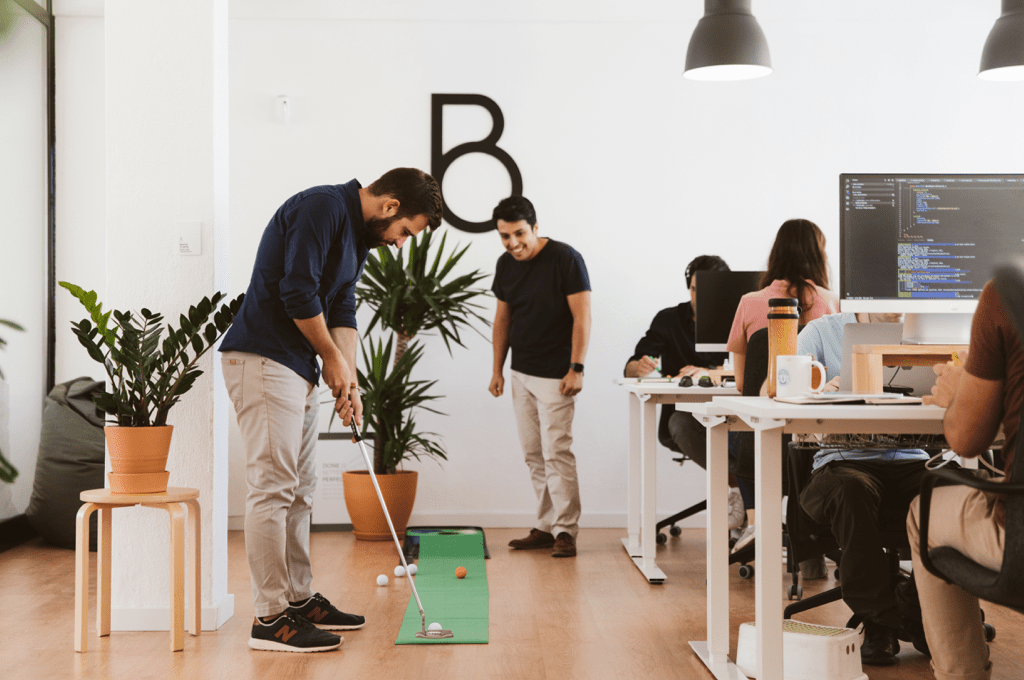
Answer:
[
  {"xmin": 760, "ymin": 219, "xmax": 830, "ymax": 320},
  {"xmin": 366, "ymin": 168, "xmax": 443, "ymax": 230}
]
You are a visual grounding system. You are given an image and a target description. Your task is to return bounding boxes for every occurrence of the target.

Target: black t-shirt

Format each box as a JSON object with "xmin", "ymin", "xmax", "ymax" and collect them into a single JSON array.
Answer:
[
  {"xmin": 626, "ymin": 302, "xmax": 727, "ymax": 442},
  {"xmin": 492, "ymin": 239, "xmax": 591, "ymax": 380}
]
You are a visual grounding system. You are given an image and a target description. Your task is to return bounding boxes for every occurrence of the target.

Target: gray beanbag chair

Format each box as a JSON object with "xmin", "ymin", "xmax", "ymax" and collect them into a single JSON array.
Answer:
[{"xmin": 25, "ymin": 377, "xmax": 104, "ymax": 549}]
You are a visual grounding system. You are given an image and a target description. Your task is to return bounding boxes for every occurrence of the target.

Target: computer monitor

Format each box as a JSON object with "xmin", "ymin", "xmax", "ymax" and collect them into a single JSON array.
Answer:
[
  {"xmin": 694, "ymin": 270, "xmax": 764, "ymax": 352},
  {"xmin": 840, "ymin": 173, "xmax": 1024, "ymax": 343}
]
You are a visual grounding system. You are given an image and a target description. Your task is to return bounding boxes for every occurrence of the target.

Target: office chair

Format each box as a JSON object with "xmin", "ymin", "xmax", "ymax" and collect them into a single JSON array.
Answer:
[
  {"xmin": 655, "ymin": 420, "xmax": 707, "ymax": 545},
  {"xmin": 917, "ymin": 258, "xmax": 1024, "ymax": 615},
  {"xmin": 730, "ymin": 326, "xmax": 800, "ymax": 578}
]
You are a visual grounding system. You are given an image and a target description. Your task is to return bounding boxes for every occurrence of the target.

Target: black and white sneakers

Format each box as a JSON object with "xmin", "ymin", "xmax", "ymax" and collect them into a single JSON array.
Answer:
[
  {"xmin": 289, "ymin": 593, "xmax": 366, "ymax": 630},
  {"xmin": 249, "ymin": 610, "xmax": 343, "ymax": 652}
]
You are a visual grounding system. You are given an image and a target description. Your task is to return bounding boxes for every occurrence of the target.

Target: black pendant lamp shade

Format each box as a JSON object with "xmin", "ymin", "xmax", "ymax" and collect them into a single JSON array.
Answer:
[
  {"xmin": 980, "ymin": 0, "xmax": 1024, "ymax": 80},
  {"xmin": 684, "ymin": 0, "xmax": 772, "ymax": 81}
]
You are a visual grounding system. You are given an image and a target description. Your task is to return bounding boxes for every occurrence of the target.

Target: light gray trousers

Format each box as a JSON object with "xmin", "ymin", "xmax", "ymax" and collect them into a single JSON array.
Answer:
[
  {"xmin": 222, "ymin": 351, "xmax": 319, "ymax": 617},
  {"xmin": 510, "ymin": 370, "xmax": 581, "ymax": 539}
]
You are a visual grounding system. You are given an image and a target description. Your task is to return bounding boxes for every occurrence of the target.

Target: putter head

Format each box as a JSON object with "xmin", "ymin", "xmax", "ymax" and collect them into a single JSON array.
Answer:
[{"xmin": 416, "ymin": 628, "xmax": 454, "ymax": 639}]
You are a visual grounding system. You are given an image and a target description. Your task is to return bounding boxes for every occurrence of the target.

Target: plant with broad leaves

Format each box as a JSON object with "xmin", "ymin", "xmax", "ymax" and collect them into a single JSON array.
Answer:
[{"xmin": 60, "ymin": 281, "xmax": 244, "ymax": 427}]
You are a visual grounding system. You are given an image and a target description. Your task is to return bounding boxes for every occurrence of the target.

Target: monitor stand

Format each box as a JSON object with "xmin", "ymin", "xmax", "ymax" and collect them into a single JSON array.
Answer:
[{"xmin": 902, "ymin": 313, "xmax": 972, "ymax": 345}]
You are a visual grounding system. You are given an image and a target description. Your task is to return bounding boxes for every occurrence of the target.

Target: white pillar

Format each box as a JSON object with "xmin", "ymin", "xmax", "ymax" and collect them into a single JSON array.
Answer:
[{"xmin": 105, "ymin": 0, "xmax": 233, "ymax": 631}]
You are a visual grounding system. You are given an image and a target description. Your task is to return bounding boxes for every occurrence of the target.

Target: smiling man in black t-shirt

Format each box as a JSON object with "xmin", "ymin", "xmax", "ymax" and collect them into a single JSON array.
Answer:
[{"xmin": 488, "ymin": 195, "xmax": 591, "ymax": 558}]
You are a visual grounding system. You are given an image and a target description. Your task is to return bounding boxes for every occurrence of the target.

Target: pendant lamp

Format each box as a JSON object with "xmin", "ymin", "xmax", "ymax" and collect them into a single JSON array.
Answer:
[
  {"xmin": 684, "ymin": 0, "xmax": 772, "ymax": 81},
  {"xmin": 980, "ymin": 0, "xmax": 1024, "ymax": 81}
]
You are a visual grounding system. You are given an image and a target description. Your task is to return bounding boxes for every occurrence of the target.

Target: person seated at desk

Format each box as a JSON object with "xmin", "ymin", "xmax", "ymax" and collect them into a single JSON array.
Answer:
[
  {"xmin": 726, "ymin": 219, "xmax": 839, "ymax": 541},
  {"xmin": 623, "ymin": 255, "xmax": 744, "ymax": 527},
  {"xmin": 795, "ymin": 310, "xmax": 932, "ymax": 666},
  {"xmin": 908, "ymin": 280, "xmax": 1023, "ymax": 680}
]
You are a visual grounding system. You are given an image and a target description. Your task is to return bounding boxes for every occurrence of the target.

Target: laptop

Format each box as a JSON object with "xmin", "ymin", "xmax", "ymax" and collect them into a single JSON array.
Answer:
[{"xmin": 839, "ymin": 322, "xmax": 938, "ymax": 397}]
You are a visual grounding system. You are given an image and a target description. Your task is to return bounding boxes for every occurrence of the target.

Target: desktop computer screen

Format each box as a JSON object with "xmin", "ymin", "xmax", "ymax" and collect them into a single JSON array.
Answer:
[
  {"xmin": 841, "ymin": 174, "xmax": 1024, "ymax": 342},
  {"xmin": 694, "ymin": 270, "xmax": 764, "ymax": 352},
  {"xmin": 841, "ymin": 173, "xmax": 1024, "ymax": 311}
]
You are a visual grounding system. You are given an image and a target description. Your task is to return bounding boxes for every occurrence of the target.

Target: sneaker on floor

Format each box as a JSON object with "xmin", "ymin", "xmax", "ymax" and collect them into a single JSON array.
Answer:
[
  {"xmin": 289, "ymin": 592, "xmax": 365, "ymax": 630},
  {"xmin": 509, "ymin": 528, "xmax": 556, "ymax": 550},
  {"xmin": 731, "ymin": 525, "xmax": 755, "ymax": 554},
  {"xmin": 551, "ymin": 532, "xmax": 577, "ymax": 557},
  {"xmin": 799, "ymin": 555, "xmax": 828, "ymax": 580},
  {"xmin": 728, "ymin": 488, "xmax": 746, "ymax": 530},
  {"xmin": 861, "ymin": 621, "xmax": 900, "ymax": 666},
  {"xmin": 249, "ymin": 611, "xmax": 343, "ymax": 652}
]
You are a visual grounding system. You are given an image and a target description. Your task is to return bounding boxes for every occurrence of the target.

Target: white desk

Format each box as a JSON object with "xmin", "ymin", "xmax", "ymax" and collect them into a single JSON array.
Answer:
[
  {"xmin": 621, "ymin": 380, "xmax": 739, "ymax": 583},
  {"xmin": 679, "ymin": 396, "xmax": 946, "ymax": 680}
]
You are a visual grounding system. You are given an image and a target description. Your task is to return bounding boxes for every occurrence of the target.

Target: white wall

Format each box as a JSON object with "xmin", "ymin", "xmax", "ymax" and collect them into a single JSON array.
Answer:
[
  {"xmin": 50, "ymin": 1, "xmax": 1024, "ymax": 531},
  {"xmin": 0, "ymin": 6, "xmax": 48, "ymax": 520}
]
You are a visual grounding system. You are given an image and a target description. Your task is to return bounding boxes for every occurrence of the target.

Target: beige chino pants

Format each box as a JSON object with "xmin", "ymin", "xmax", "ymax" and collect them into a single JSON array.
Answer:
[
  {"xmin": 510, "ymin": 370, "xmax": 581, "ymax": 539},
  {"xmin": 907, "ymin": 485, "xmax": 1005, "ymax": 680},
  {"xmin": 222, "ymin": 351, "xmax": 319, "ymax": 617}
]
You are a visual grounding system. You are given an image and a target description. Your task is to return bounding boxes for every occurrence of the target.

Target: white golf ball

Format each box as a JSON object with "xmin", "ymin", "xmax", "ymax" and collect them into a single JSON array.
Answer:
[
  {"xmin": 408, "ymin": 564, "xmax": 418, "ymax": 575},
  {"xmin": 394, "ymin": 565, "xmax": 406, "ymax": 577},
  {"xmin": 428, "ymin": 622, "xmax": 442, "ymax": 632},
  {"xmin": 376, "ymin": 574, "xmax": 389, "ymax": 586}
]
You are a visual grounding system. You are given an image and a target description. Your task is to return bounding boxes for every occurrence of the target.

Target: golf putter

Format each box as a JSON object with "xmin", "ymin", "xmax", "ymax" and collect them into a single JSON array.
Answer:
[{"xmin": 349, "ymin": 417, "xmax": 454, "ymax": 639}]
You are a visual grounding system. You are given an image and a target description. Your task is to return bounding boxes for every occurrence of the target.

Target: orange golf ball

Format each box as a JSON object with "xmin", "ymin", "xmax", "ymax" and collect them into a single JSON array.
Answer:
[{"xmin": 455, "ymin": 566, "xmax": 467, "ymax": 579}]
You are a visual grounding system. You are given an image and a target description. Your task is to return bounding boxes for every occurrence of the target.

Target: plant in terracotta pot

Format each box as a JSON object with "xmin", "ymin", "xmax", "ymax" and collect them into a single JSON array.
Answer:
[
  {"xmin": 0, "ymin": 317, "xmax": 24, "ymax": 483},
  {"xmin": 60, "ymin": 282, "xmax": 244, "ymax": 494},
  {"xmin": 339, "ymin": 230, "xmax": 490, "ymax": 540}
]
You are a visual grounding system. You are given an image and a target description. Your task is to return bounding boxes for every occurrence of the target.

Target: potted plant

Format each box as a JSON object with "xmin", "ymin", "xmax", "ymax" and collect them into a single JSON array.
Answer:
[
  {"xmin": 0, "ymin": 318, "xmax": 24, "ymax": 484},
  {"xmin": 60, "ymin": 282, "xmax": 243, "ymax": 494},
  {"xmin": 340, "ymin": 230, "xmax": 490, "ymax": 540}
]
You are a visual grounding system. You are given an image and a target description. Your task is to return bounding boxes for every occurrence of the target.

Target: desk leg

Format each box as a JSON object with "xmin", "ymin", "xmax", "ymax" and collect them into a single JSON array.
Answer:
[
  {"xmin": 98, "ymin": 506, "xmax": 111, "ymax": 637},
  {"xmin": 185, "ymin": 499, "xmax": 201, "ymax": 636},
  {"xmin": 167, "ymin": 503, "xmax": 186, "ymax": 652},
  {"xmin": 637, "ymin": 397, "xmax": 660, "ymax": 573},
  {"xmin": 623, "ymin": 393, "xmax": 642, "ymax": 557},
  {"xmin": 74, "ymin": 503, "xmax": 98, "ymax": 653},
  {"xmin": 754, "ymin": 427, "xmax": 784, "ymax": 680},
  {"xmin": 706, "ymin": 421, "xmax": 731, "ymax": 666}
]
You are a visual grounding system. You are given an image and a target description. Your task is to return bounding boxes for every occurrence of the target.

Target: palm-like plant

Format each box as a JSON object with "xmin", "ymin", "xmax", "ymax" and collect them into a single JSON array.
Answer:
[
  {"xmin": 60, "ymin": 282, "xmax": 244, "ymax": 426},
  {"xmin": 358, "ymin": 229, "xmax": 491, "ymax": 364},
  {"xmin": 0, "ymin": 317, "xmax": 24, "ymax": 483},
  {"xmin": 357, "ymin": 336, "xmax": 446, "ymax": 474}
]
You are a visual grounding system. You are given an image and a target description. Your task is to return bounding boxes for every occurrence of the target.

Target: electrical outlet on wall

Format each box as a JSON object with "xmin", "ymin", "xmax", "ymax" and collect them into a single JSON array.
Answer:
[{"xmin": 176, "ymin": 221, "xmax": 202, "ymax": 255}]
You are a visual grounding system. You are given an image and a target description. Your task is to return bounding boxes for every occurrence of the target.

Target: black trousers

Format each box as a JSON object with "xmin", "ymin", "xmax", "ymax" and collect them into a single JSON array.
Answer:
[{"xmin": 799, "ymin": 458, "xmax": 929, "ymax": 630}]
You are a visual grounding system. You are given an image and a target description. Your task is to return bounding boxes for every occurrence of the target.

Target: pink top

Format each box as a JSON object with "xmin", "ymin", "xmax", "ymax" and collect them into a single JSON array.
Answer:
[{"xmin": 726, "ymin": 279, "xmax": 839, "ymax": 354}]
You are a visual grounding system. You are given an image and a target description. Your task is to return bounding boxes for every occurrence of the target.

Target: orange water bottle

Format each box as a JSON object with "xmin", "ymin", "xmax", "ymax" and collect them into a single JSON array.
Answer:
[{"xmin": 767, "ymin": 298, "xmax": 799, "ymax": 398}]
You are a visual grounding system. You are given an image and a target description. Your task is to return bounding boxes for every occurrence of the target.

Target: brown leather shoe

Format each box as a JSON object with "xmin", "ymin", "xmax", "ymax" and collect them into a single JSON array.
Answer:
[
  {"xmin": 551, "ymin": 532, "xmax": 576, "ymax": 557},
  {"xmin": 508, "ymin": 529, "xmax": 555, "ymax": 550}
]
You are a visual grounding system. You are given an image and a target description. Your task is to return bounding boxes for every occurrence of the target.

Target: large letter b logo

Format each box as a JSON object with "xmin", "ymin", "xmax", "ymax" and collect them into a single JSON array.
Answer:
[{"xmin": 431, "ymin": 94, "xmax": 523, "ymax": 233}]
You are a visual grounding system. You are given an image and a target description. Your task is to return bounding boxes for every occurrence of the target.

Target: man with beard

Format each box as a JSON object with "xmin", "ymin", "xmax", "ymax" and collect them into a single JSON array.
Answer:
[
  {"xmin": 220, "ymin": 168, "xmax": 442, "ymax": 652},
  {"xmin": 489, "ymin": 195, "xmax": 591, "ymax": 558}
]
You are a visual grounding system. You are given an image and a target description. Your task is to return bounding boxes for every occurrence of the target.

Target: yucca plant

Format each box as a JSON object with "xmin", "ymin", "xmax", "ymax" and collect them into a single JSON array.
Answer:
[
  {"xmin": 357, "ymin": 335, "xmax": 446, "ymax": 474},
  {"xmin": 0, "ymin": 317, "xmax": 24, "ymax": 483},
  {"xmin": 60, "ymin": 282, "xmax": 244, "ymax": 426},
  {"xmin": 357, "ymin": 229, "xmax": 491, "ymax": 364}
]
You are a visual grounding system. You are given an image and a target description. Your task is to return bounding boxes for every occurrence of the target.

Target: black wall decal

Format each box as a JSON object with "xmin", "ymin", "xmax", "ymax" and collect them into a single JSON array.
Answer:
[{"xmin": 431, "ymin": 94, "xmax": 523, "ymax": 233}]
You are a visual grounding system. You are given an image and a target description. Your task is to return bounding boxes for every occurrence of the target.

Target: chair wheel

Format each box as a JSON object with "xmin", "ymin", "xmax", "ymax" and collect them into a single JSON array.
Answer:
[
  {"xmin": 788, "ymin": 584, "xmax": 803, "ymax": 600},
  {"xmin": 984, "ymin": 623, "xmax": 996, "ymax": 642},
  {"xmin": 656, "ymin": 532, "xmax": 667, "ymax": 545},
  {"xmin": 834, "ymin": 568, "xmax": 841, "ymax": 582},
  {"xmin": 670, "ymin": 525, "xmax": 682, "ymax": 537},
  {"xmin": 738, "ymin": 564, "xmax": 755, "ymax": 579}
]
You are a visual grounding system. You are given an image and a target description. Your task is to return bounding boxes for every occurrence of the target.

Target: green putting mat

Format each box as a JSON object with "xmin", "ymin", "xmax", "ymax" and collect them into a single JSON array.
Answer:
[{"xmin": 395, "ymin": 531, "xmax": 489, "ymax": 644}]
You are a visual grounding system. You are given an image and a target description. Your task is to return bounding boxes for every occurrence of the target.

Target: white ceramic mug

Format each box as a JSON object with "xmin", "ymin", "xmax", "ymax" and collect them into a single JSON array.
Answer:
[{"xmin": 775, "ymin": 355, "xmax": 827, "ymax": 397}]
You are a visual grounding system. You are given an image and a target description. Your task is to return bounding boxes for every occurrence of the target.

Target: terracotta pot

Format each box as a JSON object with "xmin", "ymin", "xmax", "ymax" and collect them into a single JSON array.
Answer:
[
  {"xmin": 105, "ymin": 425, "xmax": 173, "ymax": 491},
  {"xmin": 343, "ymin": 470, "xmax": 418, "ymax": 541},
  {"xmin": 108, "ymin": 471, "xmax": 170, "ymax": 495}
]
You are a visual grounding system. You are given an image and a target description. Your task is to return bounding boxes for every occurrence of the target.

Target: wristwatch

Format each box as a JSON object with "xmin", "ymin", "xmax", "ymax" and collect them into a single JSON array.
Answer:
[{"xmin": 569, "ymin": 363, "xmax": 585, "ymax": 374}]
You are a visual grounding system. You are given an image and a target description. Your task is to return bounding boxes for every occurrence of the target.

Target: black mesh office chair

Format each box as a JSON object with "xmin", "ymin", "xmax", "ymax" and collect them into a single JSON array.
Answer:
[
  {"xmin": 917, "ymin": 258, "xmax": 1024, "ymax": 615},
  {"xmin": 655, "ymin": 434, "xmax": 707, "ymax": 544}
]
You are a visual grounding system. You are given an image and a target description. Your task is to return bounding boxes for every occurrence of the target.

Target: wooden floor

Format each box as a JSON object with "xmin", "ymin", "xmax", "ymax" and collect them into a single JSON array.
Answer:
[{"xmin": 2, "ymin": 528, "xmax": 1022, "ymax": 680}]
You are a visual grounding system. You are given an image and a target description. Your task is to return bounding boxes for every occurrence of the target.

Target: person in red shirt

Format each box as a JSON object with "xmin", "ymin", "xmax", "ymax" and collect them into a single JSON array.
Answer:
[{"xmin": 908, "ymin": 280, "xmax": 1024, "ymax": 680}]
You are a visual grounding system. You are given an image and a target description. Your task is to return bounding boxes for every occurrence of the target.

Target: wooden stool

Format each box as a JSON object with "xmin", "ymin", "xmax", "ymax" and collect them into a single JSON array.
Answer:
[{"xmin": 75, "ymin": 487, "xmax": 201, "ymax": 652}]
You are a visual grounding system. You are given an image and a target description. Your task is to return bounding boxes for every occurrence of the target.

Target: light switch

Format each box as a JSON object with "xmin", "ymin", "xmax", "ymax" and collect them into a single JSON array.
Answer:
[{"xmin": 176, "ymin": 222, "xmax": 201, "ymax": 256}]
